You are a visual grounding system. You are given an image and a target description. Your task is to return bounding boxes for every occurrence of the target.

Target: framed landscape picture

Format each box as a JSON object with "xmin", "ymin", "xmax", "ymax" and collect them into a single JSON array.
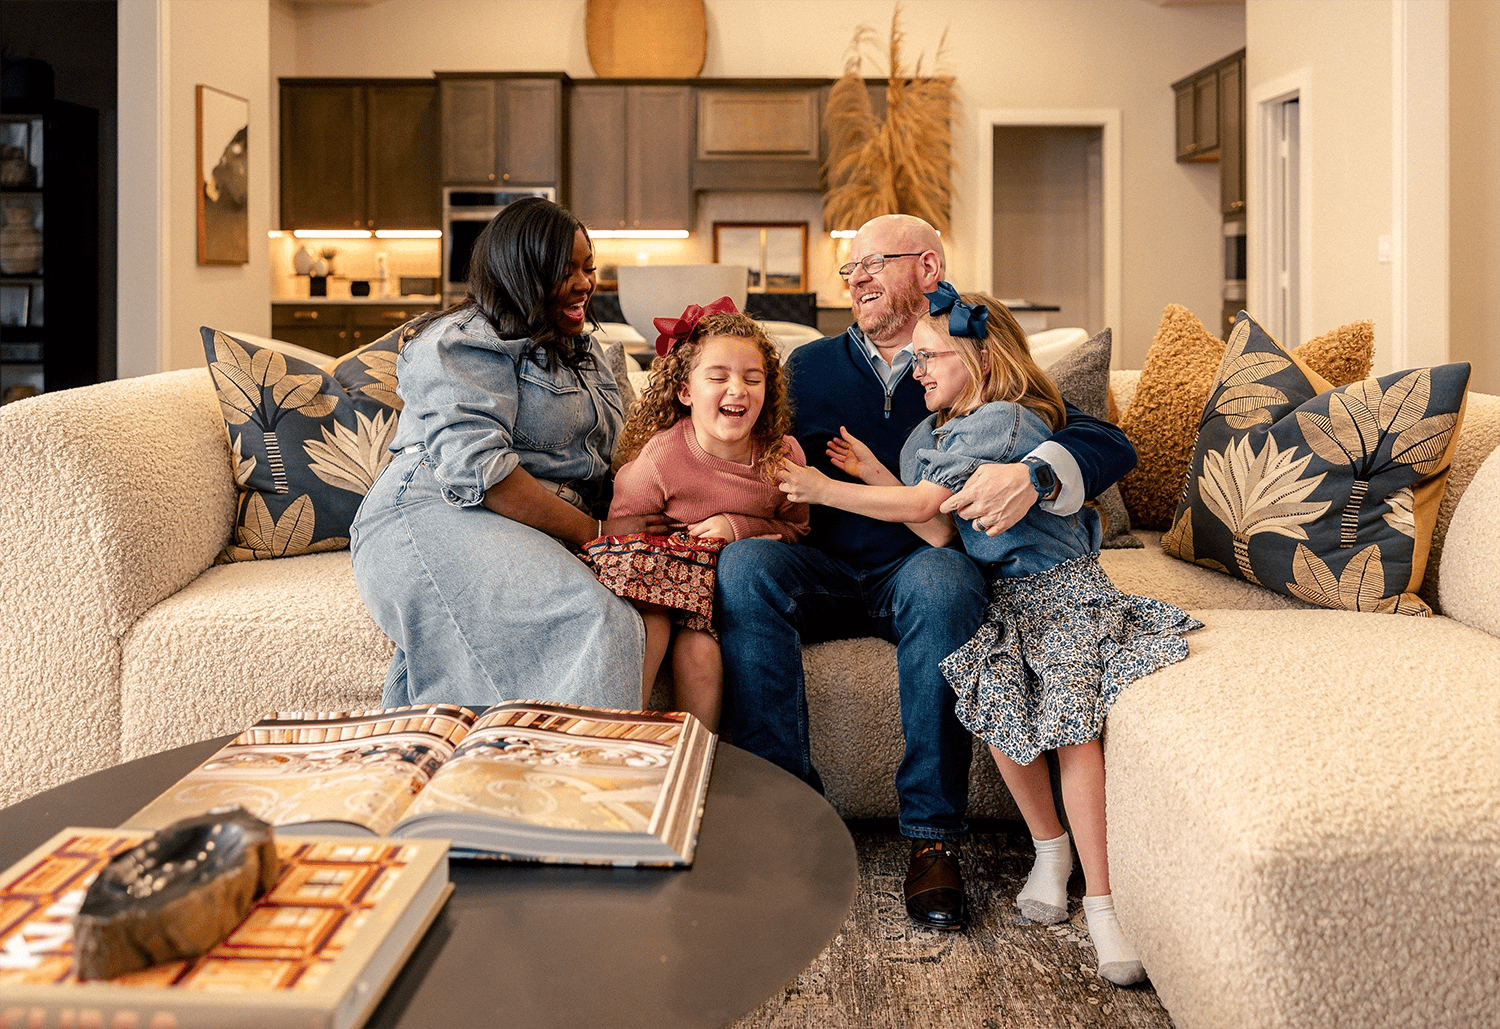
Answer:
[
  {"xmin": 196, "ymin": 85, "xmax": 249, "ymax": 265},
  {"xmin": 713, "ymin": 222, "xmax": 807, "ymax": 293}
]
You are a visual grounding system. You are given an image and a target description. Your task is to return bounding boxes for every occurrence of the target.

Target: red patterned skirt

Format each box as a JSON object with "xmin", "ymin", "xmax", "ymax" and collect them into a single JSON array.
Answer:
[{"xmin": 580, "ymin": 532, "xmax": 726, "ymax": 636}]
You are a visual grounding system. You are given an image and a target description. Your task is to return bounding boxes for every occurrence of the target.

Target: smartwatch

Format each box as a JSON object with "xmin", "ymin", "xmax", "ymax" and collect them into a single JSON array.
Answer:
[{"xmin": 1021, "ymin": 456, "xmax": 1058, "ymax": 501}]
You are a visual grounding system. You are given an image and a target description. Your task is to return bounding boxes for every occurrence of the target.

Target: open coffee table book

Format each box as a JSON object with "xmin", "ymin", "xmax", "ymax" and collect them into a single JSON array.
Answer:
[
  {"xmin": 0, "ymin": 828, "xmax": 452, "ymax": 1029},
  {"xmin": 123, "ymin": 700, "xmax": 718, "ymax": 867}
]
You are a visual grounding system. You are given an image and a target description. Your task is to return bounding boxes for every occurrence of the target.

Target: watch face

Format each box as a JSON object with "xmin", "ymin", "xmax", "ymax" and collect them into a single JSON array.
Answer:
[{"xmin": 1028, "ymin": 459, "xmax": 1056, "ymax": 496}]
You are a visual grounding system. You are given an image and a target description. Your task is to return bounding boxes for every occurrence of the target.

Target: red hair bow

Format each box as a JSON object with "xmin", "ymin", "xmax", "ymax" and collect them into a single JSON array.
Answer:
[{"xmin": 653, "ymin": 296, "xmax": 739, "ymax": 357}]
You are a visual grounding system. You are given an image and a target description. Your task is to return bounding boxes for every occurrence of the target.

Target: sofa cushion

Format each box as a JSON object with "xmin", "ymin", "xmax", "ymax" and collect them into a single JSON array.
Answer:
[
  {"xmin": 1440, "ymin": 446, "xmax": 1500, "ymax": 637},
  {"xmin": 1118, "ymin": 305, "xmax": 1375, "ymax": 529},
  {"xmin": 202, "ymin": 326, "xmax": 403, "ymax": 562},
  {"xmin": 1105, "ymin": 606, "xmax": 1500, "ymax": 1029},
  {"xmin": 1046, "ymin": 328, "xmax": 1140, "ymax": 548},
  {"xmin": 1160, "ymin": 312, "xmax": 1469, "ymax": 615}
]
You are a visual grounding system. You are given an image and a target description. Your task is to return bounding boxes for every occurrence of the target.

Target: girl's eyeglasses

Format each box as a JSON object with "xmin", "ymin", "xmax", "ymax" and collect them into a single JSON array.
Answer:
[{"xmin": 912, "ymin": 349, "xmax": 961, "ymax": 375}]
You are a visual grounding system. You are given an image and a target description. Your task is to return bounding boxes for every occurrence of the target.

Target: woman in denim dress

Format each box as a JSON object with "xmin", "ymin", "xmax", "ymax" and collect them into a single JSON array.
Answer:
[
  {"xmin": 778, "ymin": 283, "xmax": 1200, "ymax": 986},
  {"xmin": 351, "ymin": 198, "xmax": 670, "ymax": 713}
]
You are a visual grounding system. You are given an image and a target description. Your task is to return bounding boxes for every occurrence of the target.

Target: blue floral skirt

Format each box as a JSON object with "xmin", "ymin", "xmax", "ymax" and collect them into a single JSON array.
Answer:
[{"xmin": 940, "ymin": 554, "xmax": 1202, "ymax": 766}]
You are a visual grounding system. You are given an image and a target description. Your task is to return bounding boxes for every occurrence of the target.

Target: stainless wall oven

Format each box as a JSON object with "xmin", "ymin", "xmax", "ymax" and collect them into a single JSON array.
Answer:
[{"xmin": 443, "ymin": 186, "xmax": 556, "ymax": 306}]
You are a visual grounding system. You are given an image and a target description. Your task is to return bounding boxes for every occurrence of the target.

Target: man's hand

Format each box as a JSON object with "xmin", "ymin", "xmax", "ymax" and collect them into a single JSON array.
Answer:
[
  {"xmin": 601, "ymin": 512, "xmax": 678, "ymax": 538},
  {"xmin": 939, "ymin": 462, "xmax": 1035, "ymax": 536}
]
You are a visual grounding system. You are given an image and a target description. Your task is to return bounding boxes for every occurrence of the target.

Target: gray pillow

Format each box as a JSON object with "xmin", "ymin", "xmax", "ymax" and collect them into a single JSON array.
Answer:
[{"xmin": 1044, "ymin": 328, "xmax": 1141, "ymax": 549}]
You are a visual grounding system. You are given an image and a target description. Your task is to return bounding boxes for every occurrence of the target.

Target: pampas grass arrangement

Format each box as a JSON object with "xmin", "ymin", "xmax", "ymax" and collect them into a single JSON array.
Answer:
[{"xmin": 823, "ymin": 3, "xmax": 957, "ymax": 235}]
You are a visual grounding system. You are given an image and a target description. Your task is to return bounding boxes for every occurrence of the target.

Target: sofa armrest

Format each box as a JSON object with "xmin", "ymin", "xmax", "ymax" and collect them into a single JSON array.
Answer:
[{"xmin": 0, "ymin": 368, "xmax": 236, "ymax": 804}]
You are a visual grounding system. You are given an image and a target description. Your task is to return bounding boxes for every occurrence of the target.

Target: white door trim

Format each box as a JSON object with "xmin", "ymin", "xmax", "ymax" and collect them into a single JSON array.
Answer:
[
  {"xmin": 1249, "ymin": 68, "xmax": 1313, "ymax": 350},
  {"xmin": 974, "ymin": 109, "xmax": 1121, "ymax": 354}
]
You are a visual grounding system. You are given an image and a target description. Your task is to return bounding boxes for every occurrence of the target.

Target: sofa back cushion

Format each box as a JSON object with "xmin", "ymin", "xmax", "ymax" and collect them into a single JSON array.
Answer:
[{"xmin": 1439, "ymin": 446, "xmax": 1500, "ymax": 637}]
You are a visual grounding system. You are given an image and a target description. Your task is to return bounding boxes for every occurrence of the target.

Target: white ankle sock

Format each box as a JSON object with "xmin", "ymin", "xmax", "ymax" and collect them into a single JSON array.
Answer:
[
  {"xmin": 1083, "ymin": 893, "xmax": 1145, "ymax": 986},
  {"xmin": 1016, "ymin": 831, "xmax": 1071, "ymax": 924}
]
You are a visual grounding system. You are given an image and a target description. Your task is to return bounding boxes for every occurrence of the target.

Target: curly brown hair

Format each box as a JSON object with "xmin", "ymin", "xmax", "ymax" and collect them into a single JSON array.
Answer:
[{"xmin": 612, "ymin": 312, "xmax": 794, "ymax": 485}]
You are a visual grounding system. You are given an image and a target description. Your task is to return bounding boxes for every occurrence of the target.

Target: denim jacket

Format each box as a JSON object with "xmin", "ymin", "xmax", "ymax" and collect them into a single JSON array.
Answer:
[
  {"xmin": 900, "ymin": 401, "xmax": 1102, "ymax": 579},
  {"xmin": 388, "ymin": 307, "xmax": 626, "ymax": 507}
]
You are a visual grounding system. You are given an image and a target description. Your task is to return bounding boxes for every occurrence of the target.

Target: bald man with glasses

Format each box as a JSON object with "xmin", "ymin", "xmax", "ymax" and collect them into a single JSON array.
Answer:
[{"xmin": 715, "ymin": 214, "xmax": 1135, "ymax": 932}]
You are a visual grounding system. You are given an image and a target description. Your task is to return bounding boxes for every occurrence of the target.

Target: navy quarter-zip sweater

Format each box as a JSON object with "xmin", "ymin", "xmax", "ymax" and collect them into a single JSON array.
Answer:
[{"xmin": 784, "ymin": 328, "xmax": 1136, "ymax": 571}]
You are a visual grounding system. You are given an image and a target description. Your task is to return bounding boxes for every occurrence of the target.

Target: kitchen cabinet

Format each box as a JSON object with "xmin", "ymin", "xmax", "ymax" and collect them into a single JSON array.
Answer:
[
  {"xmin": 1217, "ymin": 56, "xmax": 1245, "ymax": 216},
  {"xmin": 272, "ymin": 301, "xmax": 438, "ymax": 359},
  {"xmin": 568, "ymin": 84, "xmax": 694, "ymax": 231},
  {"xmin": 1173, "ymin": 67, "xmax": 1219, "ymax": 161},
  {"xmin": 0, "ymin": 101, "xmax": 99, "ymax": 399},
  {"xmin": 1172, "ymin": 50, "xmax": 1246, "ymax": 212},
  {"xmin": 694, "ymin": 86, "xmax": 823, "ymax": 191},
  {"xmin": 439, "ymin": 74, "xmax": 564, "ymax": 187},
  {"xmin": 279, "ymin": 79, "xmax": 440, "ymax": 231}
]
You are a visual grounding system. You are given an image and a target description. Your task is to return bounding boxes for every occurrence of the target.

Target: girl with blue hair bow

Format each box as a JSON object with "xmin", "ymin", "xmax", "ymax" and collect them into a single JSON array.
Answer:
[{"xmin": 777, "ymin": 282, "xmax": 1199, "ymax": 986}]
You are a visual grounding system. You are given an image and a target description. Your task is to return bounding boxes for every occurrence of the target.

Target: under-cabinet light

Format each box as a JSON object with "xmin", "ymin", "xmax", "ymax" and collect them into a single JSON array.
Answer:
[
  {"xmin": 375, "ymin": 229, "xmax": 443, "ymax": 239},
  {"xmin": 292, "ymin": 229, "xmax": 374, "ymax": 240},
  {"xmin": 588, "ymin": 230, "xmax": 691, "ymax": 240}
]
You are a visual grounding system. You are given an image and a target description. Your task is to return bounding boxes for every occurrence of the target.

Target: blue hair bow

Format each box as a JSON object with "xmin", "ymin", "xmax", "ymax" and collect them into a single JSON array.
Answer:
[{"xmin": 925, "ymin": 281, "xmax": 988, "ymax": 339}]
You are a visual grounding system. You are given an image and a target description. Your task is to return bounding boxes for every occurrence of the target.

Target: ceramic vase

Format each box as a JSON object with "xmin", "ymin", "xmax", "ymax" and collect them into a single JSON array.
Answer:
[{"xmin": 0, "ymin": 206, "xmax": 42, "ymax": 275}]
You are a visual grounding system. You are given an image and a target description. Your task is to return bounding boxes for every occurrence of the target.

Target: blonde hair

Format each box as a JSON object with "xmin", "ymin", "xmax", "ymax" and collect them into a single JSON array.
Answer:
[
  {"xmin": 612, "ymin": 311, "xmax": 794, "ymax": 484},
  {"xmin": 924, "ymin": 292, "xmax": 1066, "ymax": 432}
]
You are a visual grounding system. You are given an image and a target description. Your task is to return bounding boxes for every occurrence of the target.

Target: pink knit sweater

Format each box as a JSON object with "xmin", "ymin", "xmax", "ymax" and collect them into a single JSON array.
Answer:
[{"xmin": 609, "ymin": 419, "xmax": 811, "ymax": 543}]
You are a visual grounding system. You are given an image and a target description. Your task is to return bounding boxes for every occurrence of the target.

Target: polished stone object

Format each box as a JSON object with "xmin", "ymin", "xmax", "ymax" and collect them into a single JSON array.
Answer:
[{"xmin": 72, "ymin": 807, "xmax": 280, "ymax": 981}]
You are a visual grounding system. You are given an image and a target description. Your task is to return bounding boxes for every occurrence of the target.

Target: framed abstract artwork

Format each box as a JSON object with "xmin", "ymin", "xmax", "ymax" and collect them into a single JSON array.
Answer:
[{"xmin": 196, "ymin": 85, "xmax": 249, "ymax": 265}]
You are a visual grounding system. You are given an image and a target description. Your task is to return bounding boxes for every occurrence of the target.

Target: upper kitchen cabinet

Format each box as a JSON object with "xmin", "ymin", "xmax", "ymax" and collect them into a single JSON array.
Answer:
[
  {"xmin": 279, "ymin": 79, "xmax": 441, "ymax": 231},
  {"xmin": 1217, "ymin": 55, "xmax": 1245, "ymax": 216},
  {"xmin": 694, "ymin": 86, "xmax": 823, "ymax": 191},
  {"xmin": 569, "ymin": 84, "xmax": 694, "ymax": 231},
  {"xmin": 439, "ymin": 73, "xmax": 565, "ymax": 187},
  {"xmin": 1172, "ymin": 50, "xmax": 1246, "ymax": 214}
]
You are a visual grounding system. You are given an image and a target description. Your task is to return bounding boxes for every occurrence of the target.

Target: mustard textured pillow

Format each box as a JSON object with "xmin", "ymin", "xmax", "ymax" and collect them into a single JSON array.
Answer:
[
  {"xmin": 1119, "ymin": 305, "xmax": 1375, "ymax": 529},
  {"xmin": 1161, "ymin": 312, "xmax": 1470, "ymax": 615}
]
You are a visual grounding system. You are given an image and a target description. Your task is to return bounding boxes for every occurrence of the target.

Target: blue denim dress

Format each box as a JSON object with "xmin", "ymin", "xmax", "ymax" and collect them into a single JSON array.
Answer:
[
  {"xmin": 901, "ymin": 402, "xmax": 1200, "ymax": 764},
  {"xmin": 351, "ymin": 307, "xmax": 644, "ymax": 711}
]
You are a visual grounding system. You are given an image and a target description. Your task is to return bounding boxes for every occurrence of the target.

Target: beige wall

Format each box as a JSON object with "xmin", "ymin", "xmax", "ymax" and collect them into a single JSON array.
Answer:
[
  {"xmin": 118, "ymin": 0, "xmax": 272, "ymax": 377},
  {"xmin": 1450, "ymin": 0, "xmax": 1500, "ymax": 395}
]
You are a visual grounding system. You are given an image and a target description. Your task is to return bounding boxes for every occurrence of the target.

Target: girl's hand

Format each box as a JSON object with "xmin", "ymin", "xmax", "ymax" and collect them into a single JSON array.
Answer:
[
  {"xmin": 777, "ymin": 462, "xmax": 834, "ymax": 505},
  {"xmin": 829, "ymin": 426, "xmax": 898, "ymax": 485},
  {"xmin": 685, "ymin": 514, "xmax": 735, "ymax": 541},
  {"xmin": 602, "ymin": 512, "xmax": 678, "ymax": 538}
]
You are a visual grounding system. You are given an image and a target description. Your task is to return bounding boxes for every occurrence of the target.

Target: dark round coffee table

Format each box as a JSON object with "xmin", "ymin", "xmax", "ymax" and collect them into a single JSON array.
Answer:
[{"xmin": 0, "ymin": 737, "xmax": 857, "ymax": 1028}]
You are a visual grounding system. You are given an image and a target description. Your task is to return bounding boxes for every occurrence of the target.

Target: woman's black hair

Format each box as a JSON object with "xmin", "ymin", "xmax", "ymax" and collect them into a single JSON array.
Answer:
[{"xmin": 403, "ymin": 196, "xmax": 594, "ymax": 370}]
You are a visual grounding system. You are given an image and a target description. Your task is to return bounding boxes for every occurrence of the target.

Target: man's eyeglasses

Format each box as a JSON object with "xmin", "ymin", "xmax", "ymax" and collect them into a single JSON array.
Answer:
[
  {"xmin": 838, "ymin": 252, "xmax": 926, "ymax": 281},
  {"xmin": 911, "ymin": 349, "xmax": 961, "ymax": 375}
]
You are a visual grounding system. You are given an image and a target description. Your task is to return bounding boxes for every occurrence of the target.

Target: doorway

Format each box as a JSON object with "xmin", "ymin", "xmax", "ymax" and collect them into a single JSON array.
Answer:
[
  {"xmin": 1250, "ymin": 70, "xmax": 1311, "ymax": 349},
  {"xmin": 974, "ymin": 110, "xmax": 1121, "ymax": 343}
]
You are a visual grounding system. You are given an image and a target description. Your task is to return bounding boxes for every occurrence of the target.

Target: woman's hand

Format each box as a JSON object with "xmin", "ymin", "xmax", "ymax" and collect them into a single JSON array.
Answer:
[
  {"xmin": 601, "ymin": 512, "xmax": 678, "ymax": 538},
  {"xmin": 829, "ymin": 427, "xmax": 898, "ymax": 485},
  {"xmin": 684, "ymin": 514, "xmax": 735, "ymax": 541},
  {"xmin": 777, "ymin": 462, "xmax": 835, "ymax": 505}
]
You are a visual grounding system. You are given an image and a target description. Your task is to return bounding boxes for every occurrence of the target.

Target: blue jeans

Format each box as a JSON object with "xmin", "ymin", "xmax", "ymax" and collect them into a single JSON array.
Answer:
[{"xmin": 716, "ymin": 539, "xmax": 988, "ymax": 840}]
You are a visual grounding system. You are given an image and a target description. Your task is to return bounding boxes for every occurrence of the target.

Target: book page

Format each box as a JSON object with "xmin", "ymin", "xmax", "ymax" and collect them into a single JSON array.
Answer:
[
  {"xmin": 399, "ymin": 703, "xmax": 689, "ymax": 837},
  {"xmin": 126, "ymin": 706, "xmax": 475, "ymax": 836}
]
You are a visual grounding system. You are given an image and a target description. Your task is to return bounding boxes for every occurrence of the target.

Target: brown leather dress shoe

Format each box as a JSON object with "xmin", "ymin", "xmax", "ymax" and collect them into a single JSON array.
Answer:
[{"xmin": 904, "ymin": 840, "xmax": 967, "ymax": 931}]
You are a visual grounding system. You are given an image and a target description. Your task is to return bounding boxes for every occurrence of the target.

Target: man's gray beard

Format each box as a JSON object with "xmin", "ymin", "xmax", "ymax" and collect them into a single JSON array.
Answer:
[{"xmin": 857, "ymin": 277, "xmax": 926, "ymax": 345}]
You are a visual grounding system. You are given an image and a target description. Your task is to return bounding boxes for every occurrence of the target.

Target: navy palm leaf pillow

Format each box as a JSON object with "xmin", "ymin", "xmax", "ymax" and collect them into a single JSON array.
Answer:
[
  {"xmin": 201, "ymin": 326, "xmax": 403, "ymax": 562},
  {"xmin": 1162, "ymin": 312, "xmax": 1469, "ymax": 615}
]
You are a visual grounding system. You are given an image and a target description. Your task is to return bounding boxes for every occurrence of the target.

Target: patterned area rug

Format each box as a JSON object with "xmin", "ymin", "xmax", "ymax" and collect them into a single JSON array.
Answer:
[{"xmin": 730, "ymin": 821, "xmax": 1176, "ymax": 1029}]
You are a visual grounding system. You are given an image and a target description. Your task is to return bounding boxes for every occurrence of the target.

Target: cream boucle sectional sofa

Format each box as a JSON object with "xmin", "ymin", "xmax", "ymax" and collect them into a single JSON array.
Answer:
[{"xmin": 1, "ymin": 367, "xmax": 1496, "ymax": 1029}]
